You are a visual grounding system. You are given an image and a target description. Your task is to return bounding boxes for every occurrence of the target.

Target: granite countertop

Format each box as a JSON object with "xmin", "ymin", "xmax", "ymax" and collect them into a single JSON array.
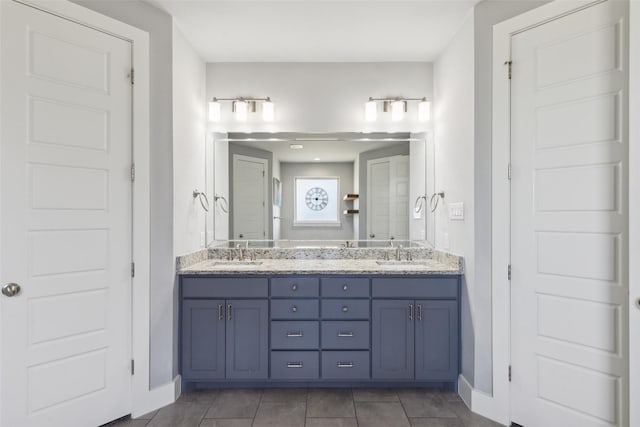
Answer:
[{"xmin": 179, "ymin": 258, "xmax": 461, "ymax": 276}]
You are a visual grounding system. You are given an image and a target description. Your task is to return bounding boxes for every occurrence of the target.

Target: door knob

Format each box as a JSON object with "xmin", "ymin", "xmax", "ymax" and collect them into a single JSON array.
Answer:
[
  {"xmin": 2, "ymin": 283, "xmax": 21, "ymax": 297},
  {"xmin": 369, "ymin": 234, "xmax": 375, "ymax": 238}
]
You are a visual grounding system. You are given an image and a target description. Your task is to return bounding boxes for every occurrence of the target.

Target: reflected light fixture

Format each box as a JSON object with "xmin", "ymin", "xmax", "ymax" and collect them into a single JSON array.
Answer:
[
  {"xmin": 208, "ymin": 97, "xmax": 275, "ymax": 122},
  {"xmin": 364, "ymin": 97, "xmax": 431, "ymax": 122}
]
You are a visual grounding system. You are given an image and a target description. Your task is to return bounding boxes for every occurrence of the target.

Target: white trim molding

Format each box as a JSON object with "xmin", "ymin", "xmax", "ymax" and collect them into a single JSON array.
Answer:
[
  {"xmin": 490, "ymin": 1, "xmax": 614, "ymax": 425},
  {"xmin": 11, "ymin": 0, "xmax": 160, "ymax": 419},
  {"xmin": 629, "ymin": 1, "xmax": 639, "ymax": 425}
]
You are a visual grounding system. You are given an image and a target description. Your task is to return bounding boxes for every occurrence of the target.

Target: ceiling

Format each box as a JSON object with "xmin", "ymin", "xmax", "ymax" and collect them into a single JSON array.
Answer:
[
  {"xmin": 148, "ymin": 0, "xmax": 480, "ymax": 62},
  {"xmin": 226, "ymin": 133, "xmax": 410, "ymax": 162}
]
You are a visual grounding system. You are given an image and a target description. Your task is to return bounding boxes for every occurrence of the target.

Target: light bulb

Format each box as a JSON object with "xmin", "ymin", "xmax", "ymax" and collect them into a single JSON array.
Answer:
[
  {"xmin": 418, "ymin": 100, "xmax": 431, "ymax": 122},
  {"xmin": 391, "ymin": 100, "xmax": 405, "ymax": 122},
  {"xmin": 262, "ymin": 100, "xmax": 275, "ymax": 122},
  {"xmin": 365, "ymin": 100, "xmax": 377, "ymax": 122},
  {"xmin": 234, "ymin": 100, "xmax": 248, "ymax": 122},
  {"xmin": 208, "ymin": 101, "xmax": 221, "ymax": 122}
]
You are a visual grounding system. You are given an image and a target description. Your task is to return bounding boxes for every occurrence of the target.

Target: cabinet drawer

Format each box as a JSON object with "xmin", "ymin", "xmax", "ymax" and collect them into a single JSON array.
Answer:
[
  {"xmin": 322, "ymin": 351, "xmax": 370, "ymax": 380},
  {"xmin": 182, "ymin": 277, "xmax": 268, "ymax": 298},
  {"xmin": 271, "ymin": 278, "xmax": 319, "ymax": 297},
  {"xmin": 271, "ymin": 321, "xmax": 319, "ymax": 349},
  {"xmin": 322, "ymin": 278, "xmax": 369, "ymax": 298},
  {"xmin": 271, "ymin": 299, "xmax": 319, "ymax": 319},
  {"xmin": 372, "ymin": 278, "xmax": 458, "ymax": 299},
  {"xmin": 321, "ymin": 321, "xmax": 369, "ymax": 349},
  {"xmin": 322, "ymin": 299, "xmax": 369, "ymax": 319},
  {"xmin": 271, "ymin": 351, "xmax": 319, "ymax": 379}
]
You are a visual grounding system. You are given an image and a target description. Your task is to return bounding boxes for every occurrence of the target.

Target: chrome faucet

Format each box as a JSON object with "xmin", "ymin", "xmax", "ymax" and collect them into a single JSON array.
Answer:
[
  {"xmin": 395, "ymin": 244, "xmax": 403, "ymax": 261},
  {"xmin": 236, "ymin": 244, "xmax": 245, "ymax": 261}
]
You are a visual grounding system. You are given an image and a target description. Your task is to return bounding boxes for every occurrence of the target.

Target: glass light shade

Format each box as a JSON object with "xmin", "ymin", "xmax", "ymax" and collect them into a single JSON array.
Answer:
[
  {"xmin": 364, "ymin": 100, "xmax": 377, "ymax": 122},
  {"xmin": 262, "ymin": 100, "xmax": 275, "ymax": 122},
  {"xmin": 234, "ymin": 100, "xmax": 248, "ymax": 122},
  {"xmin": 418, "ymin": 100, "xmax": 431, "ymax": 122},
  {"xmin": 208, "ymin": 101, "xmax": 221, "ymax": 122},
  {"xmin": 391, "ymin": 100, "xmax": 405, "ymax": 122}
]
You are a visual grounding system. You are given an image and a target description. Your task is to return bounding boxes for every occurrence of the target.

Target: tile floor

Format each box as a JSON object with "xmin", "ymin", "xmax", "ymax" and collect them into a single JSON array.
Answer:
[{"xmin": 112, "ymin": 388, "xmax": 505, "ymax": 427}]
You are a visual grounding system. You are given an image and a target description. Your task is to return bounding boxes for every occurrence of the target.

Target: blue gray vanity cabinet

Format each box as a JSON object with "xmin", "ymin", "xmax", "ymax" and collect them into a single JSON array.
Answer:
[
  {"xmin": 371, "ymin": 278, "xmax": 459, "ymax": 382},
  {"xmin": 181, "ymin": 278, "xmax": 268, "ymax": 382}
]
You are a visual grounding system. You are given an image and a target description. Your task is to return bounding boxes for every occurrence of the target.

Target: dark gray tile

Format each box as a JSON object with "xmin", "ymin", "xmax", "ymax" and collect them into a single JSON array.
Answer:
[
  {"xmin": 205, "ymin": 389, "xmax": 262, "ymax": 419},
  {"xmin": 398, "ymin": 389, "xmax": 457, "ymax": 418},
  {"xmin": 355, "ymin": 401, "xmax": 411, "ymax": 427},
  {"xmin": 146, "ymin": 402, "xmax": 208, "ymax": 427},
  {"xmin": 253, "ymin": 401, "xmax": 306, "ymax": 427},
  {"xmin": 198, "ymin": 419, "xmax": 253, "ymax": 427},
  {"xmin": 410, "ymin": 418, "xmax": 465, "ymax": 427},
  {"xmin": 261, "ymin": 387, "xmax": 308, "ymax": 402},
  {"xmin": 307, "ymin": 389, "xmax": 355, "ymax": 418},
  {"xmin": 111, "ymin": 419, "xmax": 150, "ymax": 427},
  {"xmin": 352, "ymin": 388, "xmax": 399, "ymax": 402},
  {"xmin": 137, "ymin": 410, "xmax": 158, "ymax": 420},
  {"xmin": 449, "ymin": 402, "xmax": 506, "ymax": 427},
  {"xmin": 305, "ymin": 418, "xmax": 358, "ymax": 427},
  {"xmin": 178, "ymin": 389, "xmax": 220, "ymax": 404}
]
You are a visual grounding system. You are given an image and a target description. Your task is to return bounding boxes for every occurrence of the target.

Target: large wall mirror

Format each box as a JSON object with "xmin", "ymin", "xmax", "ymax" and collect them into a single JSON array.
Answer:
[{"xmin": 205, "ymin": 132, "xmax": 435, "ymax": 247}]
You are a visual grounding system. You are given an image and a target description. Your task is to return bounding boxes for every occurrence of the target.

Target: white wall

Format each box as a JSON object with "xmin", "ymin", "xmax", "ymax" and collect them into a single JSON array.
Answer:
[
  {"xmin": 173, "ymin": 24, "xmax": 206, "ymax": 256},
  {"xmin": 70, "ymin": 0, "xmax": 176, "ymax": 389},
  {"xmin": 434, "ymin": 11, "xmax": 476, "ymax": 387},
  {"xmin": 206, "ymin": 62, "xmax": 433, "ymax": 133}
]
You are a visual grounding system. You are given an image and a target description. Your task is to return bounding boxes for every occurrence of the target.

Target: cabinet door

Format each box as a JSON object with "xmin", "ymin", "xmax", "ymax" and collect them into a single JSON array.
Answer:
[
  {"xmin": 415, "ymin": 300, "xmax": 458, "ymax": 381},
  {"xmin": 181, "ymin": 299, "xmax": 225, "ymax": 380},
  {"xmin": 372, "ymin": 300, "xmax": 414, "ymax": 379},
  {"xmin": 225, "ymin": 299, "xmax": 269, "ymax": 379}
]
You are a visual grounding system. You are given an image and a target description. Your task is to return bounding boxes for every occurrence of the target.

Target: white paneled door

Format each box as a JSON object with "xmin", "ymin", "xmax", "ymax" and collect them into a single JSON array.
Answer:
[
  {"xmin": 1, "ymin": 1, "xmax": 133, "ymax": 426},
  {"xmin": 510, "ymin": 1, "xmax": 628, "ymax": 426},
  {"xmin": 233, "ymin": 154, "xmax": 267, "ymax": 240}
]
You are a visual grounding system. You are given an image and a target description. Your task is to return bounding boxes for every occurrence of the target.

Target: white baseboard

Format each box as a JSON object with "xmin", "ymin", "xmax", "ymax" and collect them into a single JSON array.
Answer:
[
  {"xmin": 132, "ymin": 375, "xmax": 181, "ymax": 418},
  {"xmin": 457, "ymin": 374, "xmax": 473, "ymax": 408}
]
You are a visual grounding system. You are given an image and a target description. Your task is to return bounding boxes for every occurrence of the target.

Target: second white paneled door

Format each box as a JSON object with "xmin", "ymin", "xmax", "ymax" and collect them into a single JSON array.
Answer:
[
  {"xmin": 0, "ymin": 1, "xmax": 133, "ymax": 425},
  {"xmin": 510, "ymin": 1, "xmax": 628, "ymax": 426}
]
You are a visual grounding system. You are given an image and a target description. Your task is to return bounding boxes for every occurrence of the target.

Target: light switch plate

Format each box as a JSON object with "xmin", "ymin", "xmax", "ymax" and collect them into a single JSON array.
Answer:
[{"xmin": 449, "ymin": 202, "xmax": 464, "ymax": 221}]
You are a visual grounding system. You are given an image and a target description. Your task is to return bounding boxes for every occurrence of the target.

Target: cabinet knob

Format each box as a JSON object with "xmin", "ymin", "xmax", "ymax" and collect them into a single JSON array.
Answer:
[
  {"xmin": 291, "ymin": 284, "xmax": 298, "ymax": 291},
  {"xmin": 342, "ymin": 306, "xmax": 349, "ymax": 313},
  {"xmin": 342, "ymin": 284, "xmax": 348, "ymax": 291},
  {"xmin": 291, "ymin": 305, "xmax": 298, "ymax": 313}
]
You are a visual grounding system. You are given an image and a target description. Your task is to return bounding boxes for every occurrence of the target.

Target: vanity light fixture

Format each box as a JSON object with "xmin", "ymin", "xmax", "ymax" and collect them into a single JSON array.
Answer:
[
  {"xmin": 208, "ymin": 97, "xmax": 275, "ymax": 122},
  {"xmin": 364, "ymin": 97, "xmax": 431, "ymax": 122}
]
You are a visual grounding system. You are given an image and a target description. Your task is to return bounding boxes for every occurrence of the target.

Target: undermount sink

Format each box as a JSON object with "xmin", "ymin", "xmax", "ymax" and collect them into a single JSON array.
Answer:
[
  {"xmin": 375, "ymin": 260, "xmax": 428, "ymax": 266},
  {"xmin": 208, "ymin": 261, "xmax": 264, "ymax": 266}
]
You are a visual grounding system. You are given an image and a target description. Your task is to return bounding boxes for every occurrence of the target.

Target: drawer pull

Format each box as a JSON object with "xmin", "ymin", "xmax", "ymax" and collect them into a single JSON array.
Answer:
[
  {"xmin": 291, "ymin": 305, "xmax": 298, "ymax": 313},
  {"xmin": 337, "ymin": 362, "xmax": 354, "ymax": 368},
  {"xmin": 291, "ymin": 284, "xmax": 298, "ymax": 291},
  {"xmin": 341, "ymin": 306, "xmax": 349, "ymax": 313},
  {"xmin": 337, "ymin": 331, "xmax": 354, "ymax": 337},
  {"xmin": 287, "ymin": 362, "xmax": 304, "ymax": 368},
  {"xmin": 218, "ymin": 304, "xmax": 224, "ymax": 321},
  {"xmin": 342, "ymin": 284, "xmax": 348, "ymax": 291},
  {"xmin": 287, "ymin": 331, "xmax": 303, "ymax": 337}
]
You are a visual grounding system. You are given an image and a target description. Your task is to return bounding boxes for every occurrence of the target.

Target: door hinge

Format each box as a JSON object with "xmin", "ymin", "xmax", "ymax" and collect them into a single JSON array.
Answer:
[
  {"xmin": 509, "ymin": 365, "xmax": 512, "ymax": 382},
  {"xmin": 131, "ymin": 262, "xmax": 135, "ymax": 278},
  {"xmin": 131, "ymin": 164, "xmax": 135, "ymax": 182},
  {"xmin": 131, "ymin": 359, "xmax": 135, "ymax": 375},
  {"xmin": 130, "ymin": 68, "xmax": 135, "ymax": 85},
  {"xmin": 505, "ymin": 60, "xmax": 512, "ymax": 79},
  {"xmin": 508, "ymin": 163, "xmax": 512, "ymax": 180},
  {"xmin": 508, "ymin": 264, "xmax": 511, "ymax": 281},
  {"xmin": 262, "ymin": 170, "xmax": 265, "ymax": 177}
]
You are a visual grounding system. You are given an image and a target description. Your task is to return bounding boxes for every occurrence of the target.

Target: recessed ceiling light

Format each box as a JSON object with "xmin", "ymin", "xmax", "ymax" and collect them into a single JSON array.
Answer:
[
  {"xmin": 314, "ymin": 158, "xmax": 321, "ymax": 161},
  {"xmin": 289, "ymin": 144, "xmax": 304, "ymax": 149}
]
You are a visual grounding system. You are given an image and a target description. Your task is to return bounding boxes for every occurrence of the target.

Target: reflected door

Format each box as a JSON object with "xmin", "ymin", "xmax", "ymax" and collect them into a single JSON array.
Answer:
[
  {"xmin": 367, "ymin": 155, "xmax": 409, "ymax": 241},
  {"xmin": 233, "ymin": 154, "xmax": 267, "ymax": 239}
]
